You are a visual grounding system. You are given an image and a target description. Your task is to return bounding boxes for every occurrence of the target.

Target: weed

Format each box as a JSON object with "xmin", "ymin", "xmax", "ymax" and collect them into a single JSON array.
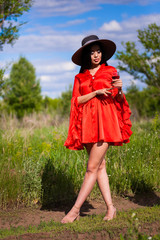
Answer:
[
  {"xmin": 0, "ymin": 206, "xmax": 159, "ymax": 239},
  {"xmin": 0, "ymin": 116, "xmax": 159, "ymax": 208}
]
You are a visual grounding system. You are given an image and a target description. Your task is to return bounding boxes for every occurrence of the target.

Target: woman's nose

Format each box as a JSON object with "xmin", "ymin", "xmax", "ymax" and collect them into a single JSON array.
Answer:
[{"xmin": 94, "ymin": 51, "xmax": 98, "ymax": 57}]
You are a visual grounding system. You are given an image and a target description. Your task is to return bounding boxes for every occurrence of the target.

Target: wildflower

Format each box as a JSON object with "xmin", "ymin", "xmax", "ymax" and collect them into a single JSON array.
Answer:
[{"xmin": 131, "ymin": 212, "xmax": 136, "ymax": 218}]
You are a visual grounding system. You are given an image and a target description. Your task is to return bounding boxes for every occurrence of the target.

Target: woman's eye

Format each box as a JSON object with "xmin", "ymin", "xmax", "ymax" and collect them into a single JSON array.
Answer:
[{"xmin": 90, "ymin": 49, "xmax": 101, "ymax": 55}]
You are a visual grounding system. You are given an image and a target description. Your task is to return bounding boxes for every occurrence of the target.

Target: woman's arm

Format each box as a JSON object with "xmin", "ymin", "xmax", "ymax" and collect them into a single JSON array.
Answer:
[{"xmin": 77, "ymin": 88, "xmax": 112, "ymax": 104}]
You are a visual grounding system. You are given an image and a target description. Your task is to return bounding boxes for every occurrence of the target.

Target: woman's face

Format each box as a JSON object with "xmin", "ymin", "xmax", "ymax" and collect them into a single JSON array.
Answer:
[{"xmin": 90, "ymin": 44, "xmax": 102, "ymax": 67}]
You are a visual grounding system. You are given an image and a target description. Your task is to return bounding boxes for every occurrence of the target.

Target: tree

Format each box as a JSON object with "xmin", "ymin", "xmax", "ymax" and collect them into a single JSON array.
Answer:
[
  {"xmin": 42, "ymin": 96, "xmax": 61, "ymax": 113},
  {"xmin": 0, "ymin": 0, "xmax": 33, "ymax": 50},
  {"xmin": 0, "ymin": 67, "xmax": 5, "ymax": 95},
  {"xmin": 0, "ymin": 0, "xmax": 33, "ymax": 97},
  {"xmin": 60, "ymin": 85, "xmax": 72, "ymax": 116},
  {"xmin": 126, "ymin": 85, "xmax": 160, "ymax": 118},
  {"xmin": 116, "ymin": 23, "xmax": 160, "ymax": 89},
  {"xmin": 3, "ymin": 56, "xmax": 42, "ymax": 118}
]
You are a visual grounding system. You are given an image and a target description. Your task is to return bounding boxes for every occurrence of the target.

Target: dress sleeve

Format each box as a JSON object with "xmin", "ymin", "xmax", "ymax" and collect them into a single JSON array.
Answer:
[
  {"xmin": 64, "ymin": 76, "xmax": 84, "ymax": 150},
  {"xmin": 72, "ymin": 76, "xmax": 81, "ymax": 98},
  {"xmin": 110, "ymin": 68, "xmax": 132, "ymax": 144},
  {"xmin": 113, "ymin": 93, "xmax": 132, "ymax": 145}
]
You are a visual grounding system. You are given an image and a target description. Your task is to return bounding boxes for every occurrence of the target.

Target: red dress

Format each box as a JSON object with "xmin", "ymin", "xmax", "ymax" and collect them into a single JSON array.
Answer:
[{"xmin": 64, "ymin": 64, "xmax": 132, "ymax": 150}]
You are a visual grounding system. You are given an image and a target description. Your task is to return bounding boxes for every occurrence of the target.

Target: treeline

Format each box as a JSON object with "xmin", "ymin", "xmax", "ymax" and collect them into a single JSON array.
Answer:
[
  {"xmin": 0, "ymin": 56, "xmax": 72, "ymax": 118},
  {"xmin": 125, "ymin": 85, "xmax": 160, "ymax": 119},
  {"xmin": 0, "ymin": 22, "xmax": 160, "ymax": 119},
  {"xmin": 0, "ymin": 56, "xmax": 159, "ymax": 120},
  {"xmin": 34, "ymin": 85, "xmax": 160, "ymax": 119}
]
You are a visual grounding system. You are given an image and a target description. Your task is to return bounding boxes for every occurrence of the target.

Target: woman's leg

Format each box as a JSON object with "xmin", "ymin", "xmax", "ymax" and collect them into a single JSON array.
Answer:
[
  {"xmin": 61, "ymin": 142, "xmax": 109, "ymax": 223},
  {"xmin": 86, "ymin": 145, "xmax": 116, "ymax": 220},
  {"xmin": 97, "ymin": 159, "xmax": 116, "ymax": 220}
]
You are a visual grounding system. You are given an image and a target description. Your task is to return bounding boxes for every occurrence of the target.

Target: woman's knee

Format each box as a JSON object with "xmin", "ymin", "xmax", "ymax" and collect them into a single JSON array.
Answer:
[
  {"xmin": 87, "ymin": 158, "xmax": 105, "ymax": 174},
  {"xmin": 86, "ymin": 142, "xmax": 108, "ymax": 174},
  {"xmin": 87, "ymin": 160, "xmax": 101, "ymax": 174},
  {"xmin": 86, "ymin": 164, "xmax": 97, "ymax": 174},
  {"xmin": 98, "ymin": 159, "xmax": 106, "ymax": 171}
]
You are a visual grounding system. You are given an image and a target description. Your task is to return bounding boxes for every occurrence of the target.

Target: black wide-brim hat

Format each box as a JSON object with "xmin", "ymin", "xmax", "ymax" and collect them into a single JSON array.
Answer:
[{"xmin": 72, "ymin": 35, "xmax": 116, "ymax": 66}]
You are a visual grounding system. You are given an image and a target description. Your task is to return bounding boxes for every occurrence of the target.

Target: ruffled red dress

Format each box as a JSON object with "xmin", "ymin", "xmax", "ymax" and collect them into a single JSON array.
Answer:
[{"xmin": 64, "ymin": 64, "xmax": 132, "ymax": 150}]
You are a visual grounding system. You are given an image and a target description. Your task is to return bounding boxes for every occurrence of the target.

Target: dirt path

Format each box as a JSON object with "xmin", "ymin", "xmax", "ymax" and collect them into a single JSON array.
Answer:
[{"xmin": 0, "ymin": 192, "xmax": 160, "ymax": 239}]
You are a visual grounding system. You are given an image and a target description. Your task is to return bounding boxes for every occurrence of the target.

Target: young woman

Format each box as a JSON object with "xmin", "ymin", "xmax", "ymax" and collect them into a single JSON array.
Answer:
[{"xmin": 61, "ymin": 35, "xmax": 132, "ymax": 223}]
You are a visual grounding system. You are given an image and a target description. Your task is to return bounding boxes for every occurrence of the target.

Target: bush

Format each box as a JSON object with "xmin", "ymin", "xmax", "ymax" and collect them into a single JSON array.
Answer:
[{"xmin": 126, "ymin": 85, "xmax": 160, "ymax": 119}]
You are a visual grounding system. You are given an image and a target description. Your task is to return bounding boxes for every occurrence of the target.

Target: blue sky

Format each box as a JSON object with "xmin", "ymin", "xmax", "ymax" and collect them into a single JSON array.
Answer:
[{"xmin": 1, "ymin": 0, "xmax": 160, "ymax": 98}]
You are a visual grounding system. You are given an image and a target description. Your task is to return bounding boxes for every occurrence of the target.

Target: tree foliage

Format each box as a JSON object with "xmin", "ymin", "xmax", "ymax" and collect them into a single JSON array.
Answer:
[
  {"xmin": 116, "ymin": 23, "xmax": 160, "ymax": 89},
  {"xmin": 0, "ymin": 67, "xmax": 5, "ymax": 95},
  {"xmin": 126, "ymin": 85, "xmax": 160, "ymax": 119},
  {"xmin": 0, "ymin": 0, "xmax": 33, "ymax": 50},
  {"xmin": 59, "ymin": 85, "xmax": 72, "ymax": 116},
  {"xmin": 0, "ymin": 0, "xmax": 33, "ymax": 97},
  {"xmin": 3, "ymin": 56, "xmax": 42, "ymax": 118},
  {"xmin": 42, "ymin": 96, "xmax": 61, "ymax": 113}
]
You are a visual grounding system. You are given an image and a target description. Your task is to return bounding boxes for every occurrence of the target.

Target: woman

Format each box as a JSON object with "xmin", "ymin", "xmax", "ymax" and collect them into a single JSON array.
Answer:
[{"xmin": 61, "ymin": 35, "xmax": 132, "ymax": 223}]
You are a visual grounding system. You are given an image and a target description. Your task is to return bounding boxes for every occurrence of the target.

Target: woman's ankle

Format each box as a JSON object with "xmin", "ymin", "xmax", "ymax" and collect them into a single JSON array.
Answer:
[
  {"xmin": 73, "ymin": 204, "xmax": 80, "ymax": 212},
  {"xmin": 107, "ymin": 203, "xmax": 114, "ymax": 209}
]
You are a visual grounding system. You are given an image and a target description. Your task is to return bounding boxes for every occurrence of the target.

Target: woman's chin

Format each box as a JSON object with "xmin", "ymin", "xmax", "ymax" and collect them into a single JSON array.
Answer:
[{"xmin": 91, "ymin": 62, "xmax": 101, "ymax": 68}]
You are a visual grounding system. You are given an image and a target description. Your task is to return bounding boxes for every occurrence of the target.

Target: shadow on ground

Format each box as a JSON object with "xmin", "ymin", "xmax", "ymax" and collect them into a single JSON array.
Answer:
[
  {"xmin": 40, "ymin": 159, "xmax": 160, "ymax": 215},
  {"xmin": 40, "ymin": 158, "xmax": 95, "ymax": 214},
  {"xmin": 124, "ymin": 191, "xmax": 160, "ymax": 207}
]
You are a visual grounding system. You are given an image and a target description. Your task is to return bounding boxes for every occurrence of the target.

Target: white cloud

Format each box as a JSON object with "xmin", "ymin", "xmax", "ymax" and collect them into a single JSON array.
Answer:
[
  {"xmin": 35, "ymin": 62, "xmax": 76, "ymax": 75},
  {"xmin": 136, "ymin": 0, "xmax": 160, "ymax": 5},
  {"xmin": 2, "ymin": 9, "xmax": 160, "ymax": 99},
  {"xmin": 40, "ymin": 77, "xmax": 68, "ymax": 88},
  {"xmin": 56, "ymin": 19, "xmax": 86, "ymax": 28},
  {"xmin": 3, "ymin": 33, "xmax": 83, "ymax": 54},
  {"xmin": 100, "ymin": 20, "xmax": 122, "ymax": 32},
  {"xmin": 33, "ymin": 0, "xmax": 160, "ymax": 16},
  {"xmin": 25, "ymin": 25, "xmax": 56, "ymax": 35},
  {"xmin": 41, "ymin": 75, "xmax": 52, "ymax": 83},
  {"xmin": 33, "ymin": 0, "xmax": 97, "ymax": 16},
  {"xmin": 101, "ymin": 13, "xmax": 160, "ymax": 33},
  {"xmin": 40, "ymin": 72, "xmax": 75, "ymax": 85},
  {"xmin": 122, "ymin": 14, "xmax": 160, "ymax": 30},
  {"xmin": 40, "ymin": 71, "xmax": 76, "ymax": 98},
  {"xmin": 99, "ymin": 13, "xmax": 160, "ymax": 49},
  {"xmin": 3, "ymin": 13, "xmax": 160, "ymax": 57},
  {"xmin": 42, "ymin": 90, "xmax": 62, "ymax": 98},
  {"xmin": 31, "ymin": 60, "xmax": 78, "ymax": 98}
]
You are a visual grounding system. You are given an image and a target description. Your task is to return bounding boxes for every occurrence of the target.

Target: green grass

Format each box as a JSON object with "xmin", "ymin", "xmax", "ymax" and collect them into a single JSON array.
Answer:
[
  {"xmin": 0, "ymin": 116, "xmax": 160, "ymax": 208},
  {"xmin": 0, "ymin": 206, "xmax": 159, "ymax": 239}
]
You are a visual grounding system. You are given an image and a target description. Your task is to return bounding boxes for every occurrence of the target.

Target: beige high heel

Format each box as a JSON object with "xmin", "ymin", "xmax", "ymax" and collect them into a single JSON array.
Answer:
[
  {"xmin": 103, "ymin": 204, "xmax": 116, "ymax": 221},
  {"xmin": 61, "ymin": 205, "xmax": 80, "ymax": 224}
]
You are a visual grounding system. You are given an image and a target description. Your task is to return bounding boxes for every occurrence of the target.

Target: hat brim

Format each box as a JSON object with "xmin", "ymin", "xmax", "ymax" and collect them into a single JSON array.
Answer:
[{"xmin": 72, "ymin": 39, "xmax": 116, "ymax": 66}]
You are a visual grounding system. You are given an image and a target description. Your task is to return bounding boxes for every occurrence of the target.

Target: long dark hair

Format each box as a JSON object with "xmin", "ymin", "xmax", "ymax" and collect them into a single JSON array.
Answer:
[{"xmin": 79, "ymin": 42, "xmax": 107, "ymax": 73}]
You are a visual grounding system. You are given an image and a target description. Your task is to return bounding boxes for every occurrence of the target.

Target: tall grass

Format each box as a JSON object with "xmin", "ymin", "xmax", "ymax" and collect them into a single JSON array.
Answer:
[{"xmin": 0, "ymin": 112, "xmax": 159, "ymax": 208}]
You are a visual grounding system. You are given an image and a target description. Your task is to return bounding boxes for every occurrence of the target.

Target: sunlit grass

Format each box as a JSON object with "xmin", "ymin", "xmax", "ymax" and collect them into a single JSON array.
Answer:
[{"xmin": 0, "ymin": 113, "xmax": 160, "ymax": 208}]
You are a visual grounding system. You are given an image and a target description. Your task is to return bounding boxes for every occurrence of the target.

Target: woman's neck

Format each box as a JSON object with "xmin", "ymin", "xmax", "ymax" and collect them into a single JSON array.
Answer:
[{"xmin": 89, "ymin": 64, "xmax": 101, "ymax": 76}]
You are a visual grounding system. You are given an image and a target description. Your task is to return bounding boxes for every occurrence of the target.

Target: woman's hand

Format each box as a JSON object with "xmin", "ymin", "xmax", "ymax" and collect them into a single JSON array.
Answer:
[
  {"xmin": 112, "ymin": 78, "xmax": 123, "ymax": 90},
  {"xmin": 78, "ymin": 87, "xmax": 112, "ymax": 104},
  {"xmin": 96, "ymin": 88, "xmax": 112, "ymax": 97},
  {"xmin": 112, "ymin": 78, "xmax": 124, "ymax": 101}
]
